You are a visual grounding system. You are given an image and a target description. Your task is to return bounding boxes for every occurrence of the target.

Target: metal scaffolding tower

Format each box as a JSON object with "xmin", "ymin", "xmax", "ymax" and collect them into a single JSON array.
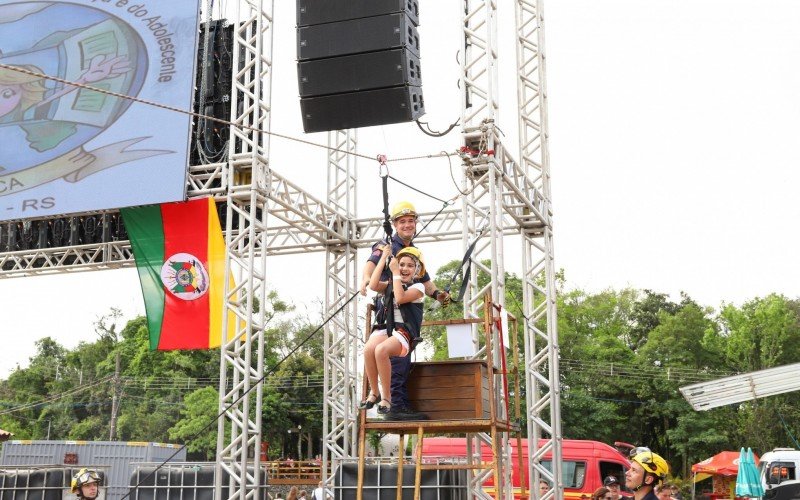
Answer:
[
  {"xmin": 515, "ymin": 1, "xmax": 564, "ymax": 498},
  {"xmin": 215, "ymin": 0, "xmax": 273, "ymax": 497},
  {"xmin": 0, "ymin": 0, "xmax": 562, "ymax": 498},
  {"xmin": 322, "ymin": 129, "xmax": 360, "ymax": 467}
]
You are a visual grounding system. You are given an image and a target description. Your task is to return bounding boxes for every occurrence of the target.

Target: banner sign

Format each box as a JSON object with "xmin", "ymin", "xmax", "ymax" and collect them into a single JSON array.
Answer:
[{"xmin": 0, "ymin": 0, "xmax": 200, "ymax": 221}]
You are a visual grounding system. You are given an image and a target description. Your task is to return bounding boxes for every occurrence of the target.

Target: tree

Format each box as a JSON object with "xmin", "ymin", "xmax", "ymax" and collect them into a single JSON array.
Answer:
[{"xmin": 169, "ymin": 386, "xmax": 221, "ymax": 460}]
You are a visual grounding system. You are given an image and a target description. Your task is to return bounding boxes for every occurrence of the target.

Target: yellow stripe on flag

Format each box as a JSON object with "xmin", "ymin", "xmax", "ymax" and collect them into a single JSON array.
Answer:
[{"xmin": 206, "ymin": 199, "xmax": 229, "ymax": 348}]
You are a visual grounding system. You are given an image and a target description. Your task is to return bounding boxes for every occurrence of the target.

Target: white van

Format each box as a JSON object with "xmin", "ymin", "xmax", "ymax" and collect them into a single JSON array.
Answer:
[{"xmin": 761, "ymin": 448, "xmax": 800, "ymax": 500}]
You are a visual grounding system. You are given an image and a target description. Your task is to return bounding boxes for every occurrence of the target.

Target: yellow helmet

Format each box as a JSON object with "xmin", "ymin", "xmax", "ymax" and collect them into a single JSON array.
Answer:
[
  {"xmin": 390, "ymin": 201, "xmax": 417, "ymax": 221},
  {"xmin": 631, "ymin": 451, "xmax": 670, "ymax": 481},
  {"xmin": 71, "ymin": 468, "xmax": 101, "ymax": 493},
  {"xmin": 396, "ymin": 246, "xmax": 425, "ymax": 279}
]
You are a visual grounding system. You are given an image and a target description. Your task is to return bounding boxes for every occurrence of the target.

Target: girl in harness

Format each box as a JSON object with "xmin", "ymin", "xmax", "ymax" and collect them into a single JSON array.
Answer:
[{"xmin": 361, "ymin": 244, "xmax": 426, "ymax": 417}]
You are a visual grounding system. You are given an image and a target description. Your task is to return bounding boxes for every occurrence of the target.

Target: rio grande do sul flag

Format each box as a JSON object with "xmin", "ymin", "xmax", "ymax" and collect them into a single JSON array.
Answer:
[{"xmin": 121, "ymin": 198, "xmax": 232, "ymax": 350}]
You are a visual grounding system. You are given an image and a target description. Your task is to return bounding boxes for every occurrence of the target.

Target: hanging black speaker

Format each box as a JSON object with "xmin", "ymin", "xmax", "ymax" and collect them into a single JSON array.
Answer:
[
  {"xmin": 298, "ymin": 49, "xmax": 420, "ymax": 98},
  {"xmin": 300, "ymin": 86, "xmax": 424, "ymax": 133},
  {"xmin": 297, "ymin": 12, "xmax": 419, "ymax": 62},
  {"xmin": 297, "ymin": 0, "xmax": 419, "ymax": 27},
  {"xmin": 296, "ymin": 2, "xmax": 424, "ymax": 133}
]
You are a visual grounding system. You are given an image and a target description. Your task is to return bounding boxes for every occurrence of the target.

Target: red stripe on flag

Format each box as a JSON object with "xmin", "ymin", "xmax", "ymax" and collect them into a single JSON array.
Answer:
[{"xmin": 159, "ymin": 200, "xmax": 211, "ymax": 349}]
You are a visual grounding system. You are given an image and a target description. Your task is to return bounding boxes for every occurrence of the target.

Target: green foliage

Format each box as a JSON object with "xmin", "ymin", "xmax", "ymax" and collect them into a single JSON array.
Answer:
[
  {"xmin": 0, "ymin": 290, "xmax": 312, "ymax": 461},
  {"xmin": 366, "ymin": 431, "xmax": 384, "ymax": 456},
  {"xmin": 169, "ymin": 387, "xmax": 222, "ymax": 460},
  {"xmin": 3, "ymin": 278, "xmax": 800, "ymax": 481}
]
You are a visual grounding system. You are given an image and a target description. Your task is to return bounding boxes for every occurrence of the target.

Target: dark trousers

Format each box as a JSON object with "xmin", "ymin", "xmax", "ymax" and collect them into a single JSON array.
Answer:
[{"xmin": 390, "ymin": 353, "xmax": 412, "ymax": 408}]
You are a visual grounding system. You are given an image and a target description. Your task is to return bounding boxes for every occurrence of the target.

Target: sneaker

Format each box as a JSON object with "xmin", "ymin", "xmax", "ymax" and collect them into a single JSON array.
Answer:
[{"xmin": 387, "ymin": 405, "xmax": 428, "ymax": 421}]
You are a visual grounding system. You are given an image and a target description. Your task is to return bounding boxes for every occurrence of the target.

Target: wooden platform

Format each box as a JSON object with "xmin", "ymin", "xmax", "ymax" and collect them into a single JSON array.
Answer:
[
  {"xmin": 406, "ymin": 360, "xmax": 493, "ymax": 420},
  {"xmin": 364, "ymin": 418, "xmax": 517, "ymax": 434},
  {"xmin": 356, "ymin": 296, "xmax": 522, "ymax": 500}
]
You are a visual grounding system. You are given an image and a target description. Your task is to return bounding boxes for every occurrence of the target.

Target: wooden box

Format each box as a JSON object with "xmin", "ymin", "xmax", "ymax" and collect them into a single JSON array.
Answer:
[{"xmin": 406, "ymin": 360, "xmax": 491, "ymax": 420}]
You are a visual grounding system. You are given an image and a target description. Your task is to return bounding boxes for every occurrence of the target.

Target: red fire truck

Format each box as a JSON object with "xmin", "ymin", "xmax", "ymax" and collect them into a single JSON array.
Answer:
[{"xmin": 420, "ymin": 437, "xmax": 631, "ymax": 499}]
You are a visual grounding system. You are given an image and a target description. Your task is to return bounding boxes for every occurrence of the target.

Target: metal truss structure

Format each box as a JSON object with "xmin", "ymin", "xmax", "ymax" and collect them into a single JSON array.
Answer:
[
  {"xmin": 322, "ymin": 129, "xmax": 360, "ymax": 468},
  {"xmin": 0, "ymin": 0, "xmax": 561, "ymax": 498},
  {"xmin": 515, "ymin": 1, "xmax": 563, "ymax": 498},
  {"xmin": 213, "ymin": 0, "xmax": 274, "ymax": 498}
]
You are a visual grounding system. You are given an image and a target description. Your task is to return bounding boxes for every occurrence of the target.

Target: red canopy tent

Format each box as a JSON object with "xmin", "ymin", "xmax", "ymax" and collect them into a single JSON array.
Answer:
[
  {"xmin": 693, "ymin": 451, "xmax": 744, "ymax": 477},
  {"xmin": 691, "ymin": 450, "xmax": 760, "ymax": 499}
]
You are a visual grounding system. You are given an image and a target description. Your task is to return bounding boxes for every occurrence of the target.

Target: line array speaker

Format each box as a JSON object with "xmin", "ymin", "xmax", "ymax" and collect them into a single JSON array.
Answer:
[
  {"xmin": 297, "ymin": 0, "xmax": 419, "ymax": 27},
  {"xmin": 296, "ymin": 0, "xmax": 424, "ymax": 133},
  {"xmin": 298, "ymin": 49, "xmax": 420, "ymax": 98},
  {"xmin": 300, "ymin": 86, "xmax": 424, "ymax": 133},
  {"xmin": 297, "ymin": 12, "xmax": 419, "ymax": 62}
]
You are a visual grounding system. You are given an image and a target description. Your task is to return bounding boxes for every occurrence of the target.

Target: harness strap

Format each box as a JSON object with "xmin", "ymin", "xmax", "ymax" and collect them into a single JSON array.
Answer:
[
  {"xmin": 453, "ymin": 234, "xmax": 480, "ymax": 302},
  {"xmin": 378, "ymin": 154, "xmax": 393, "ymax": 240}
]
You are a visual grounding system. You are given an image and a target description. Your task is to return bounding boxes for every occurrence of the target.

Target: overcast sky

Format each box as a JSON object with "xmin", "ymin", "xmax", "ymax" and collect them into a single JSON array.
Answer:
[{"xmin": 2, "ymin": 0, "xmax": 800, "ymax": 376}]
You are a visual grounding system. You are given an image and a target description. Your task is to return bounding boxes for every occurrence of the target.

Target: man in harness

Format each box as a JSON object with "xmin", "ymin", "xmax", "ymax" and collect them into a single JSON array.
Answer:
[{"xmin": 360, "ymin": 201, "xmax": 450, "ymax": 420}]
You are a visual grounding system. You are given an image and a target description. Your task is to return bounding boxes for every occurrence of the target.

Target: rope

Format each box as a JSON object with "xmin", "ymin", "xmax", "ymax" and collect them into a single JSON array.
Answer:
[
  {"xmin": 121, "ymin": 289, "xmax": 361, "ymax": 500},
  {"xmin": 388, "ymin": 175, "xmax": 449, "ymax": 204},
  {"xmin": 391, "ymin": 151, "xmax": 460, "ymax": 162},
  {"xmin": 0, "ymin": 63, "xmax": 467, "ymax": 167},
  {"xmin": 414, "ymin": 200, "xmax": 454, "ymax": 240},
  {"xmin": 0, "ymin": 64, "xmax": 481, "ymax": 223},
  {"xmin": 0, "ymin": 62, "xmax": 377, "ymax": 162}
]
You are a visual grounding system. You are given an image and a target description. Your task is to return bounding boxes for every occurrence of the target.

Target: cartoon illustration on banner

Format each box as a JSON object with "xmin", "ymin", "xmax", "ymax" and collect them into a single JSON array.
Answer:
[{"xmin": 0, "ymin": 0, "xmax": 198, "ymax": 220}]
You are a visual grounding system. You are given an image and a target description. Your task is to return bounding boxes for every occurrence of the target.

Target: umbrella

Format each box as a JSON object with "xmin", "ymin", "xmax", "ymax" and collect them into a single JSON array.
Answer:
[{"xmin": 735, "ymin": 447, "xmax": 765, "ymax": 498}]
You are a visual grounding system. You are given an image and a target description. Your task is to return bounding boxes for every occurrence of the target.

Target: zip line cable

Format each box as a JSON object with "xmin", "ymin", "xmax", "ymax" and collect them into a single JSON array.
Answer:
[
  {"xmin": 0, "ymin": 63, "xmax": 459, "ymax": 164},
  {"xmin": 387, "ymin": 174, "xmax": 449, "ymax": 205},
  {"xmin": 121, "ymin": 288, "xmax": 361, "ymax": 499},
  {"xmin": 0, "ymin": 62, "xmax": 476, "ymax": 233}
]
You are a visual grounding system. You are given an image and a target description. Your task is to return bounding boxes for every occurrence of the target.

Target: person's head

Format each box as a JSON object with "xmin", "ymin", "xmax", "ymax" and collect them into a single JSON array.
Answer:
[
  {"xmin": 395, "ymin": 247, "xmax": 425, "ymax": 283},
  {"xmin": 298, "ymin": 490, "xmax": 307, "ymax": 498},
  {"xmin": 592, "ymin": 487, "xmax": 613, "ymax": 500},
  {"xmin": 71, "ymin": 468, "xmax": 101, "ymax": 499},
  {"xmin": 603, "ymin": 475, "xmax": 621, "ymax": 498},
  {"xmin": 655, "ymin": 483, "xmax": 672, "ymax": 500},
  {"xmin": 626, "ymin": 450, "xmax": 669, "ymax": 493},
  {"xmin": 0, "ymin": 65, "xmax": 46, "ymax": 118},
  {"xmin": 391, "ymin": 201, "xmax": 418, "ymax": 242},
  {"xmin": 287, "ymin": 486, "xmax": 298, "ymax": 499},
  {"xmin": 539, "ymin": 479, "xmax": 550, "ymax": 496}
]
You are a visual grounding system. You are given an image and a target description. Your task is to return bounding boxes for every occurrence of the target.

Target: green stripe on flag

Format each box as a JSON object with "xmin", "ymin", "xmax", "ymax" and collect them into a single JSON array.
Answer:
[{"xmin": 121, "ymin": 205, "xmax": 166, "ymax": 350}]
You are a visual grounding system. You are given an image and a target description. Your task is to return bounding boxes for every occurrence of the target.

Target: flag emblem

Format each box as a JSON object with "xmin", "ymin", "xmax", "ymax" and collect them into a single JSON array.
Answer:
[{"xmin": 160, "ymin": 253, "xmax": 209, "ymax": 300}]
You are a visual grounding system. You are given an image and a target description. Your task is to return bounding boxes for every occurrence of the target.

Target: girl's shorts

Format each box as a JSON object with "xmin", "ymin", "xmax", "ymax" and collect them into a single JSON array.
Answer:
[{"xmin": 370, "ymin": 327, "xmax": 410, "ymax": 357}]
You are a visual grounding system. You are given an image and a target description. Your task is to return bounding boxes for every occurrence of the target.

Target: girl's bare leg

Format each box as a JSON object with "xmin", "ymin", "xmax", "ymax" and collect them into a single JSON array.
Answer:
[
  {"xmin": 363, "ymin": 334, "xmax": 387, "ymax": 400},
  {"xmin": 375, "ymin": 337, "xmax": 403, "ymax": 408}
]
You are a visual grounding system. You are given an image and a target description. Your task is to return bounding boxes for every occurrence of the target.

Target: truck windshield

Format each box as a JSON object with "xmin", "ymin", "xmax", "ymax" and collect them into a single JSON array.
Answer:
[{"xmin": 542, "ymin": 460, "xmax": 587, "ymax": 489}]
